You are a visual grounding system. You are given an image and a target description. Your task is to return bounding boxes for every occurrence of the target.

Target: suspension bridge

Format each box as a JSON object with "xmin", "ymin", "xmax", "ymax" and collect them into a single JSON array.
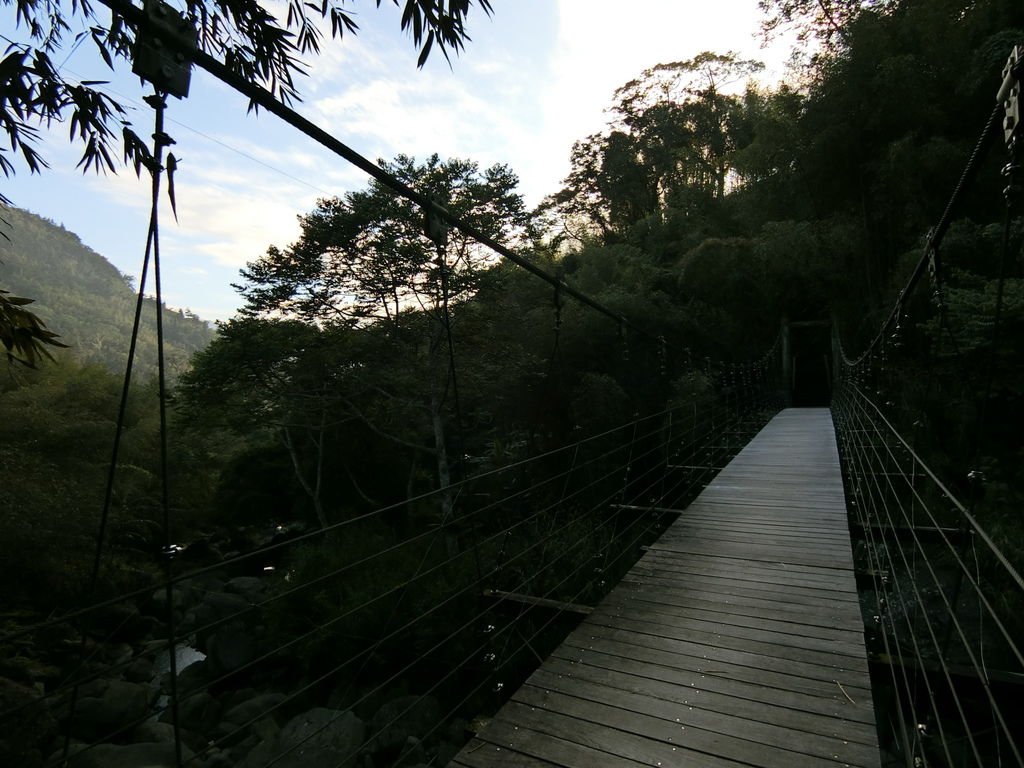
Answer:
[
  {"xmin": 454, "ymin": 408, "xmax": 881, "ymax": 767},
  {"xmin": 0, "ymin": 6, "xmax": 1022, "ymax": 767}
]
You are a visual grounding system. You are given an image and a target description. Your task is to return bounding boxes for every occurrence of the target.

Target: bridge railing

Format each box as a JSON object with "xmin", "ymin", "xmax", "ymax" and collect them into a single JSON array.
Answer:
[
  {"xmin": 833, "ymin": 379, "xmax": 1024, "ymax": 768},
  {"xmin": 0, "ymin": 365, "xmax": 779, "ymax": 768}
]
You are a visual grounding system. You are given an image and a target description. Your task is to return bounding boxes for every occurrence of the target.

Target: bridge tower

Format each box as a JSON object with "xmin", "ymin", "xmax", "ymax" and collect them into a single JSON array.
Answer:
[{"xmin": 780, "ymin": 317, "xmax": 834, "ymax": 407}]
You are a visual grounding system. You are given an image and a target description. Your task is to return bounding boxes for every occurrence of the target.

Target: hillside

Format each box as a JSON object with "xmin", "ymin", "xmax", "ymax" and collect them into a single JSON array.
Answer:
[{"xmin": 0, "ymin": 207, "xmax": 215, "ymax": 375}]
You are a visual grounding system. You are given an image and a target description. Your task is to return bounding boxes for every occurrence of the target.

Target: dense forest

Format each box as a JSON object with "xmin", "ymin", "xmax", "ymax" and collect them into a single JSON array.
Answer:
[{"xmin": 1, "ymin": 0, "xmax": 1022, "ymax": 766}]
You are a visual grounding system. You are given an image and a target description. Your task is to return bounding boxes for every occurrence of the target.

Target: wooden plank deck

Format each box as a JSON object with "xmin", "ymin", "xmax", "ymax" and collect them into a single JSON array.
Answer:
[{"xmin": 453, "ymin": 408, "xmax": 880, "ymax": 768}]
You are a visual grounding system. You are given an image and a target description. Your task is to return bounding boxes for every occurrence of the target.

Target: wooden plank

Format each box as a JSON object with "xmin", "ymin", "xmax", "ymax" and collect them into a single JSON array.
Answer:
[
  {"xmin": 569, "ymin": 621, "xmax": 872, "ymax": 693},
  {"xmin": 456, "ymin": 409, "xmax": 880, "ymax": 768},
  {"xmin": 637, "ymin": 549, "xmax": 859, "ymax": 588},
  {"xmin": 590, "ymin": 603, "xmax": 868, "ymax": 661},
  {"xmin": 600, "ymin": 593, "xmax": 864, "ymax": 643},
  {"xmin": 632, "ymin": 556, "xmax": 858, "ymax": 592},
  {"xmin": 619, "ymin": 577, "xmax": 863, "ymax": 617},
  {"xmin": 647, "ymin": 540, "xmax": 854, "ymax": 570},
  {"xmin": 604, "ymin": 583, "xmax": 863, "ymax": 633},
  {"xmin": 586, "ymin": 611, "xmax": 871, "ymax": 673},
  {"xmin": 621, "ymin": 571, "xmax": 861, "ymax": 608},
  {"xmin": 512, "ymin": 685, "xmax": 870, "ymax": 768},
  {"xmin": 549, "ymin": 644, "xmax": 878, "ymax": 729},
  {"xmin": 464, "ymin": 720, "xmax": 653, "ymax": 768},
  {"xmin": 526, "ymin": 666, "xmax": 881, "ymax": 763},
  {"xmin": 489, "ymin": 701, "xmax": 750, "ymax": 768}
]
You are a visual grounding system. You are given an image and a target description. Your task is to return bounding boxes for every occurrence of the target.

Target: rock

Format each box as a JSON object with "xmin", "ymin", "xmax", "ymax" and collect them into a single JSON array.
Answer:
[
  {"xmin": 88, "ymin": 603, "xmax": 150, "ymax": 643},
  {"xmin": 66, "ymin": 741, "xmax": 193, "ymax": 768},
  {"xmin": 444, "ymin": 717, "xmax": 469, "ymax": 744},
  {"xmin": 160, "ymin": 691, "xmax": 221, "ymax": 737},
  {"xmin": 369, "ymin": 696, "xmax": 440, "ymax": 753},
  {"xmin": 199, "ymin": 749, "xmax": 234, "ymax": 768},
  {"xmin": 225, "ymin": 577, "xmax": 266, "ymax": 601},
  {"xmin": 181, "ymin": 538, "xmax": 222, "ymax": 565},
  {"xmin": 395, "ymin": 736, "xmax": 425, "ymax": 766},
  {"xmin": 194, "ymin": 593, "xmax": 250, "ymax": 627},
  {"xmin": 105, "ymin": 643, "xmax": 135, "ymax": 668},
  {"xmin": 0, "ymin": 655, "xmax": 59, "ymax": 686},
  {"xmin": 71, "ymin": 680, "xmax": 151, "ymax": 741},
  {"xmin": 163, "ymin": 659, "xmax": 213, "ymax": 696},
  {"xmin": 134, "ymin": 721, "xmax": 177, "ymax": 743},
  {"xmin": 205, "ymin": 622, "xmax": 259, "ymax": 674},
  {"xmin": 435, "ymin": 740, "xmax": 461, "ymax": 766},
  {"xmin": 125, "ymin": 656, "xmax": 156, "ymax": 684},
  {"xmin": 220, "ymin": 693, "xmax": 286, "ymax": 731},
  {"xmin": 222, "ymin": 687, "xmax": 260, "ymax": 711},
  {"xmin": 216, "ymin": 694, "xmax": 285, "ymax": 745},
  {"xmin": 240, "ymin": 708, "xmax": 365, "ymax": 768},
  {"xmin": 0, "ymin": 676, "xmax": 57, "ymax": 766}
]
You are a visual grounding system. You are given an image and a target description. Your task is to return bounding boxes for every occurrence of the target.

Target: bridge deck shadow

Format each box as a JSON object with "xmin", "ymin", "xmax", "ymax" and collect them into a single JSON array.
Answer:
[{"xmin": 453, "ymin": 408, "xmax": 881, "ymax": 768}]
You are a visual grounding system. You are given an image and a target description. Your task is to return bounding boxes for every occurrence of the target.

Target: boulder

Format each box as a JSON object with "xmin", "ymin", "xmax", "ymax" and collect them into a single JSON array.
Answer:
[
  {"xmin": 133, "ymin": 721, "xmax": 177, "ymax": 743},
  {"xmin": 71, "ymin": 680, "xmax": 151, "ymax": 741},
  {"xmin": 395, "ymin": 736, "xmax": 425, "ymax": 766},
  {"xmin": 125, "ymin": 656, "xmax": 156, "ymax": 684},
  {"xmin": 67, "ymin": 741, "xmax": 193, "ymax": 768},
  {"xmin": 224, "ymin": 577, "xmax": 266, "ymax": 602},
  {"xmin": 240, "ymin": 708, "xmax": 364, "ymax": 768},
  {"xmin": 220, "ymin": 693, "xmax": 286, "ymax": 731},
  {"xmin": 160, "ymin": 691, "xmax": 221, "ymax": 737},
  {"xmin": 435, "ymin": 740, "xmax": 461, "ymax": 766},
  {"xmin": 0, "ymin": 655, "xmax": 60, "ymax": 686},
  {"xmin": 163, "ymin": 659, "xmax": 213, "ymax": 697},
  {"xmin": 0, "ymin": 676, "xmax": 57, "ymax": 766},
  {"xmin": 369, "ymin": 696, "xmax": 440, "ymax": 753},
  {"xmin": 205, "ymin": 622, "xmax": 259, "ymax": 675}
]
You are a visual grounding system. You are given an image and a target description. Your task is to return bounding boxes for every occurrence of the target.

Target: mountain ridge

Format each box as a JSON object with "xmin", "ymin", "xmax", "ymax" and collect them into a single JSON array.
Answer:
[{"xmin": 0, "ymin": 206, "xmax": 215, "ymax": 375}]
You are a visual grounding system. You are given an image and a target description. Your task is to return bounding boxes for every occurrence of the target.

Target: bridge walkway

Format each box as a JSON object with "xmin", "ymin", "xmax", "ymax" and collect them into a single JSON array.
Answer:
[{"xmin": 453, "ymin": 408, "xmax": 881, "ymax": 768}]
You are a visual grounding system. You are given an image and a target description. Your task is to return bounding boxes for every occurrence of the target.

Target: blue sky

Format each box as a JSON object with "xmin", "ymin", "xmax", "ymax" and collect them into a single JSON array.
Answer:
[{"xmin": 2, "ymin": 1, "xmax": 797, "ymax": 321}]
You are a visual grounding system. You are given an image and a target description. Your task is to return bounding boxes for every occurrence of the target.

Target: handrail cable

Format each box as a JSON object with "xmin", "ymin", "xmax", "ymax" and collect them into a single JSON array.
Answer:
[
  {"xmin": 0, "ymin": 399, "xmax": 704, "ymax": 646},
  {"xmin": 5, "ymin": 405, "xmax": 685, "ymax": 723},
  {"xmin": 50, "ymin": 415, "xmax": 690, "ymax": 765},
  {"xmin": 844, "ymin": 402, "xmax": 977, "ymax": 763},
  {"xmin": 147, "ymin": 436, "xmax": 685, "ymax": 768}
]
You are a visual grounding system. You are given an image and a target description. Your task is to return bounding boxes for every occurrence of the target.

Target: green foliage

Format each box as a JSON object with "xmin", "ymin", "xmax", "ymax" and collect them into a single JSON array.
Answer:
[
  {"xmin": 0, "ymin": 286, "xmax": 67, "ymax": 366},
  {"xmin": 0, "ymin": 206, "xmax": 214, "ymax": 375},
  {"xmin": 0, "ymin": 359, "xmax": 219, "ymax": 609},
  {"xmin": 1, "ymin": 0, "xmax": 492, "ymax": 183}
]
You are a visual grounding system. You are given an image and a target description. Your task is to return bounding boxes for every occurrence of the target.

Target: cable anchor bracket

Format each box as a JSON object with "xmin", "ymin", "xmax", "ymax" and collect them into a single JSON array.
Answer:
[
  {"xmin": 131, "ymin": 0, "xmax": 197, "ymax": 98},
  {"xmin": 423, "ymin": 195, "xmax": 450, "ymax": 249},
  {"xmin": 997, "ymin": 44, "xmax": 1023, "ymax": 149}
]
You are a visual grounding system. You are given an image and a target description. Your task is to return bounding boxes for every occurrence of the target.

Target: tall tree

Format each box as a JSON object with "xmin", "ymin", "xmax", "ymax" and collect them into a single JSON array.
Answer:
[
  {"xmin": 546, "ymin": 52, "xmax": 763, "ymax": 239},
  {"xmin": 226, "ymin": 154, "xmax": 532, "ymax": 525}
]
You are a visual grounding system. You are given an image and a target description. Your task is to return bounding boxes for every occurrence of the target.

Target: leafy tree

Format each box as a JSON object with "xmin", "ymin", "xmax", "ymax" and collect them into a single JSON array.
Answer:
[
  {"xmin": 0, "ymin": 0, "xmax": 493, "ymax": 181},
  {"xmin": 0, "ymin": 287, "xmax": 66, "ymax": 365},
  {"xmin": 758, "ymin": 0, "xmax": 892, "ymax": 51},
  {"xmin": 190, "ymin": 154, "xmax": 532, "ymax": 527},
  {"xmin": 546, "ymin": 52, "xmax": 764, "ymax": 241}
]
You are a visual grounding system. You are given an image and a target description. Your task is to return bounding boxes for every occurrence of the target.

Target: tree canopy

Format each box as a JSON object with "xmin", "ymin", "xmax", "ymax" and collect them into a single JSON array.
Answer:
[{"xmin": 0, "ymin": 0, "xmax": 493, "ymax": 185}]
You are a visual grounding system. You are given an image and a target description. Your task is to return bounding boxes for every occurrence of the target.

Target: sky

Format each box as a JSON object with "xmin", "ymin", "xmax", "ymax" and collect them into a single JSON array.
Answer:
[{"xmin": 2, "ymin": 1, "xmax": 799, "ymax": 322}]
